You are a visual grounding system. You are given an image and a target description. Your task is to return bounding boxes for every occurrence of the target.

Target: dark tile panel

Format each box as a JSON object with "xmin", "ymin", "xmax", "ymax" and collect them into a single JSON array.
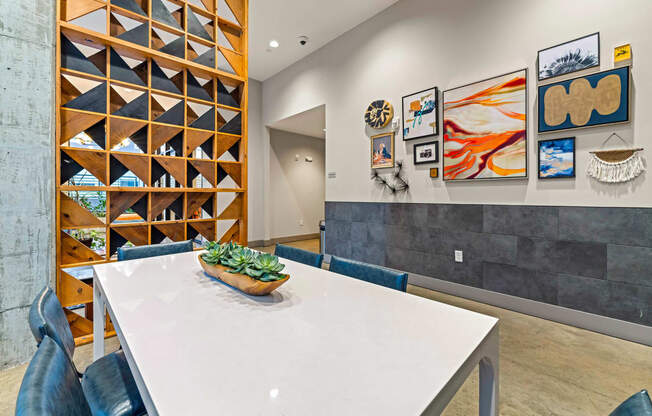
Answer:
[
  {"xmin": 351, "ymin": 202, "xmax": 384, "ymax": 224},
  {"xmin": 351, "ymin": 243, "xmax": 386, "ymax": 267},
  {"xmin": 325, "ymin": 202, "xmax": 354, "ymax": 221},
  {"xmin": 383, "ymin": 203, "xmax": 428, "ymax": 227},
  {"xmin": 427, "ymin": 204, "xmax": 484, "ymax": 233},
  {"xmin": 516, "ymin": 237, "xmax": 607, "ymax": 280},
  {"xmin": 559, "ymin": 207, "xmax": 652, "ymax": 247},
  {"xmin": 483, "ymin": 205, "xmax": 559, "ymax": 239},
  {"xmin": 558, "ymin": 274, "xmax": 651, "ymax": 325},
  {"xmin": 483, "ymin": 262, "xmax": 558, "ymax": 304},
  {"xmin": 433, "ymin": 230, "xmax": 518, "ymax": 265},
  {"xmin": 350, "ymin": 222, "xmax": 368, "ymax": 245},
  {"xmin": 385, "ymin": 247, "xmax": 430, "ymax": 277},
  {"xmin": 607, "ymin": 245, "xmax": 652, "ymax": 288}
]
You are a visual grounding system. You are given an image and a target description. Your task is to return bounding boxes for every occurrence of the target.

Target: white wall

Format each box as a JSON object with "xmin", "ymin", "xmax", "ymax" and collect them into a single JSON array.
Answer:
[
  {"xmin": 261, "ymin": 0, "xmax": 652, "ymax": 208},
  {"xmin": 247, "ymin": 79, "xmax": 265, "ymax": 242},
  {"xmin": 269, "ymin": 129, "xmax": 325, "ymax": 239}
]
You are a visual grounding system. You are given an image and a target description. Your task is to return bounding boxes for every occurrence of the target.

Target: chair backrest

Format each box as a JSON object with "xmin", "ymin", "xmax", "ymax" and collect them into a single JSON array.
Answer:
[
  {"xmin": 117, "ymin": 240, "xmax": 194, "ymax": 261},
  {"xmin": 610, "ymin": 390, "xmax": 652, "ymax": 416},
  {"xmin": 15, "ymin": 336, "xmax": 92, "ymax": 416},
  {"xmin": 29, "ymin": 286, "xmax": 76, "ymax": 362},
  {"xmin": 275, "ymin": 244, "xmax": 324, "ymax": 268},
  {"xmin": 329, "ymin": 257, "xmax": 408, "ymax": 292}
]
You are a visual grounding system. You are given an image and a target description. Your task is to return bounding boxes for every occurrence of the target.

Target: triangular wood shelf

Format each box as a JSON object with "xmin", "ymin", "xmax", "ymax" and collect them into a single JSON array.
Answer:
[
  {"xmin": 218, "ymin": 161, "xmax": 241, "ymax": 187},
  {"xmin": 112, "ymin": 224, "xmax": 148, "ymax": 246},
  {"xmin": 217, "ymin": 193, "xmax": 243, "ymax": 220},
  {"xmin": 112, "ymin": 153, "xmax": 150, "ymax": 185},
  {"xmin": 151, "ymin": 192, "xmax": 183, "ymax": 219},
  {"xmin": 224, "ymin": 0, "xmax": 245, "ymax": 26},
  {"xmin": 109, "ymin": 191, "xmax": 147, "ymax": 223},
  {"xmin": 61, "ymin": 232, "xmax": 104, "ymax": 264},
  {"xmin": 59, "ymin": 271, "xmax": 93, "ymax": 307},
  {"xmin": 62, "ymin": 148, "xmax": 108, "ymax": 185},
  {"xmin": 216, "ymin": 133, "xmax": 240, "ymax": 159},
  {"xmin": 186, "ymin": 130, "xmax": 214, "ymax": 156},
  {"xmin": 60, "ymin": 192, "xmax": 104, "ymax": 227},
  {"xmin": 186, "ymin": 192, "xmax": 213, "ymax": 218},
  {"xmin": 153, "ymin": 222, "xmax": 186, "ymax": 241},
  {"xmin": 189, "ymin": 159, "xmax": 216, "ymax": 186},
  {"xmin": 219, "ymin": 47, "xmax": 244, "ymax": 76},
  {"xmin": 151, "ymin": 124, "xmax": 183, "ymax": 152},
  {"xmin": 62, "ymin": 0, "xmax": 105, "ymax": 22},
  {"xmin": 153, "ymin": 156, "xmax": 186, "ymax": 185},
  {"xmin": 189, "ymin": 220, "xmax": 216, "ymax": 240},
  {"xmin": 110, "ymin": 117, "xmax": 148, "ymax": 149},
  {"xmin": 218, "ymin": 22, "xmax": 242, "ymax": 53},
  {"xmin": 219, "ymin": 220, "xmax": 240, "ymax": 243},
  {"xmin": 61, "ymin": 110, "xmax": 105, "ymax": 144}
]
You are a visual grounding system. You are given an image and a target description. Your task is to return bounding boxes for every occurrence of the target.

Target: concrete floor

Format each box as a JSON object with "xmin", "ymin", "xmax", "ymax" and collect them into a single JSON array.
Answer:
[{"xmin": 2, "ymin": 239, "xmax": 650, "ymax": 415}]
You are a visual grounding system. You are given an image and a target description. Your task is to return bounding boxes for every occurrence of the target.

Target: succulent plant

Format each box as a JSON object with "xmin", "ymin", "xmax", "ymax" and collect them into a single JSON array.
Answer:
[
  {"xmin": 201, "ymin": 243, "xmax": 231, "ymax": 265},
  {"xmin": 249, "ymin": 253, "xmax": 286, "ymax": 282},
  {"xmin": 224, "ymin": 246, "xmax": 257, "ymax": 274}
]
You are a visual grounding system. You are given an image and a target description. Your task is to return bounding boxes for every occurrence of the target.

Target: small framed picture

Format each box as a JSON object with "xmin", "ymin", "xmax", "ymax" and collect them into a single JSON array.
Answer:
[
  {"xmin": 413, "ymin": 141, "xmax": 439, "ymax": 165},
  {"xmin": 402, "ymin": 87, "xmax": 439, "ymax": 141},
  {"xmin": 538, "ymin": 137, "xmax": 576, "ymax": 179},
  {"xmin": 371, "ymin": 132, "xmax": 395, "ymax": 169},
  {"xmin": 537, "ymin": 33, "xmax": 600, "ymax": 81},
  {"xmin": 614, "ymin": 44, "xmax": 632, "ymax": 63},
  {"xmin": 429, "ymin": 168, "xmax": 439, "ymax": 178}
]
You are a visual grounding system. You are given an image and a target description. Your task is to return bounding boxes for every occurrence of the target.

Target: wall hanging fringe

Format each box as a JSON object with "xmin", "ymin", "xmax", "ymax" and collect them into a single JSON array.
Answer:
[{"xmin": 587, "ymin": 133, "xmax": 645, "ymax": 183}]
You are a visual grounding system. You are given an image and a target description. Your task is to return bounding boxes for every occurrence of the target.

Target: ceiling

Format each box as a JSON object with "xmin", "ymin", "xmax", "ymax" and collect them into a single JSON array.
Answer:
[
  {"xmin": 268, "ymin": 105, "xmax": 326, "ymax": 139},
  {"xmin": 249, "ymin": 0, "xmax": 399, "ymax": 81}
]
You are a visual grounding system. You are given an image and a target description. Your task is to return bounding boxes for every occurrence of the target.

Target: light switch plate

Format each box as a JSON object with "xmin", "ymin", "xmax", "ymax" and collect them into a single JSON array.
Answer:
[{"xmin": 455, "ymin": 250, "xmax": 463, "ymax": 263}]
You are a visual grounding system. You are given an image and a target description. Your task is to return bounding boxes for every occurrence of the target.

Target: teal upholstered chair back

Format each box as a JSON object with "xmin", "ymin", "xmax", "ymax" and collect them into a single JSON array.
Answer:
[
  {"xmin": 275, "ymin": 244, "xmax": 324, "ymax": 268},
  {"xmin": 117, "ymin": 240, "xmax": 193, "ymax": 261},
  {"xmin": 329, "ymin": 256, "xmax": 408, "ymax": 292},
  {"xmin": 29, "ymin": 286, "xmax": 76, "ymax": 362},
  {"xmin": 15, "ymin": 336, "xmax": 92, "ymax": 416},
  {"xmin": 610, "ymin": 390, "xmax": 652, "ymax": 416}
]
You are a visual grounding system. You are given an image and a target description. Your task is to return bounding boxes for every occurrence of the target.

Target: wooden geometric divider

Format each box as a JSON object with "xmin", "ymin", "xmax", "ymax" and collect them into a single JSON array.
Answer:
[{"xmin": 57, "ymin": 0, "xmax": 248, "ymax": 345}]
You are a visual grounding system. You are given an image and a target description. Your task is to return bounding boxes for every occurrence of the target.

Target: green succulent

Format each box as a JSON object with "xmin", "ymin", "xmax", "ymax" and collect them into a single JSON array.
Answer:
[
  {"xmin": 224, "ymin": 247, "xmax": 257, "ymax": 274},
  {"xmin": 248, "ymin": 253, "xmax": 286, "ymax": 282},
  {"xmin": 201, "ymin": 243, "xmax": 231, "ymax": 265}
]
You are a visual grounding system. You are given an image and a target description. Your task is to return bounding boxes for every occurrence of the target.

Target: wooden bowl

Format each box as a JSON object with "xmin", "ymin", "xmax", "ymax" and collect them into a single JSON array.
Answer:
[{"xmin": 198, "ymin": 255, "xmax": 290, "ymax": 296}]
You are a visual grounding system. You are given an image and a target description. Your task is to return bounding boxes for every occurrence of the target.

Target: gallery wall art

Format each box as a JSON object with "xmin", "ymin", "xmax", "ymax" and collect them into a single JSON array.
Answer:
[
  {"xmin": 365, "ymin": 100, "xmax": 394, "ymax": 129},
  {"xmin": 538, "ymin": 33, "xmax": 600, "ymax": 81},
  {"xmin": 538, "ymin": 66, "xmax": 630, "ymax": 133},
  {"xmin": 538, "ymin": 138, "xmax": 576, "ymax": 179},
  {"xmin": 402, "ymin": 87, "xmax": 438, "ymax": 140},
  {"xmin": 443, "ymin": 69, "xmax": 528, "ymax": 181},
  {"xmin": 413, "ymin": 141, "xmax": 439, "ymax": 164},
  {"xmin": 429, "ymin": 168, "xmax": 439, "ymax": 178},
  {"xmin": 370, "ymin": 132, "xmax": 395, "ymax": 169}
]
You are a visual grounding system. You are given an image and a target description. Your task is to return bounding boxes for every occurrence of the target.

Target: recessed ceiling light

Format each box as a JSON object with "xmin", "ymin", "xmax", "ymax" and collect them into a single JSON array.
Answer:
[{"xmin": 269, "ymin": 40, "xmax": 279, "ymax": 48}]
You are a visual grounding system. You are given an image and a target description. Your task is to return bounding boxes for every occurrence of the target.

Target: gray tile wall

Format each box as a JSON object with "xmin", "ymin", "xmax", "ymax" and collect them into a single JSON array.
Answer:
[{"xmin": 325, "ymin": 202, "xmax": 651, "ymax": 327}]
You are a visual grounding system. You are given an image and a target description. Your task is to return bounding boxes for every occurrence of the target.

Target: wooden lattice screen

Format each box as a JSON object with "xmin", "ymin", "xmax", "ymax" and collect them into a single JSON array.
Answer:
[{"xmin": 55, "ymin": 0, "xmax": 248, "ymax": 345}]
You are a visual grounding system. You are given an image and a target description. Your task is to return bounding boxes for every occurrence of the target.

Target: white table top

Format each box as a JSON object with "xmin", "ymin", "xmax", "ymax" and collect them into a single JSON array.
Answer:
[{"xmin": 93, "ymin": 250, "xmax": 498, "ymax": 415}]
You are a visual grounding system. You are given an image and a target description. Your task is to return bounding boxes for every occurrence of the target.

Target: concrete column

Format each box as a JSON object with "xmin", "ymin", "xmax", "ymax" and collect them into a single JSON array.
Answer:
[{"xmin": 0, "ymin": 0, "xmax": 56, "ymax": 369}]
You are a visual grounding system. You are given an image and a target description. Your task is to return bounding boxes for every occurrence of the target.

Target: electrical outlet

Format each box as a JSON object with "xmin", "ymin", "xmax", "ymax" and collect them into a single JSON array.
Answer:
[
  {"xmin": 299, "ymin": 219, "xmax": 304, "ymax": 226},
  {"xmin": 455, "ymin": 250, "xmax": 463, "ymax": 263}
]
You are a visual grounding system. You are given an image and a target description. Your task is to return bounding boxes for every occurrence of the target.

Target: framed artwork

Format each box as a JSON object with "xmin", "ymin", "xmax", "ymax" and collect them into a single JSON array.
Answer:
[
  {"xmin": 538, "ymin": 66, "xmax": 630, "ymax": 133},
  {"xmin": 537, "ymin": 33, "xmax": 600, "ymax": 81},
  {"xmin": 365, "ymin": 100, "xmax": 394, "ymax": 129},
  {"xmin": 538, "ymin": 137, "xmax": 576, "ymax": 179},
  {"xmin": 429, "ymin": 168, "xmax": 439, "ymax": 178},
  {"xmin": 413, "ymin": 141, "xmax": 439, "ymax": 164},
  {"xmin": 370, "ymin": 132, "xmax": 395, "ymax": 169},
  {"xmin": 443, "ymin": 69, "xmax": 528, "ymax": 181},
  {"xmin": 402, "ymin": 87, "xmax": 439, "ymax": 140},
  {"xmin": 614, "ymin": 44, "xmax": 632, "ymax": 63}
]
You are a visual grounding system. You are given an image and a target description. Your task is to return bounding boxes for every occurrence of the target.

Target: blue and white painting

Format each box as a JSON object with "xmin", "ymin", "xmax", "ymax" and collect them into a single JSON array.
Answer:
[
  {"xmin": 538, "ymin": 33, "xmax": 599, "ymax": 81},
  {"xmin": 538, "ymin": 138, "xmax": 575, "ymax": 179}
]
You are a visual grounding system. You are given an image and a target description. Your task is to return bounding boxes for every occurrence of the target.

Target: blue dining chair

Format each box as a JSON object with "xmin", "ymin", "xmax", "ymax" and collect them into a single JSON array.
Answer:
[
  {"xmin": 117, "ymin": 240, "xmax": 193, "ymax": 261},
  {"xmin": 329, "ymin": 256, "xmax": 408, "ymax": 292},
  {"xmin": 16, "ymin": 335, "xmax": 92, "ymax": 416},
  {"xmin": 29, "ymin": 287, "xmax": 145, "ymax": 416},
  {"xmin": 275, "ymin": 243, "xmax": 324, "ymax": 268},
  {"xmin": 610, "ymin": 390, "xmax": 652, "ymax": 416}
]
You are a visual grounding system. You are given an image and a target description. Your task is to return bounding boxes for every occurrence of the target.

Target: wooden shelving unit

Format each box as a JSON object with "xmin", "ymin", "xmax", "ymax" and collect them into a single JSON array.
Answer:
[{"xmin": 56, "ymin": 0, "xmax": 248, "ymax": 345}]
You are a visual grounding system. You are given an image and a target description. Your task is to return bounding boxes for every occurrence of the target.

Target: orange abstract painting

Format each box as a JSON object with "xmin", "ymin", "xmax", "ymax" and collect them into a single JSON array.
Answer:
[{"xmin": 443, "ymin": 69, "xmax": 527, "ymax": 180}]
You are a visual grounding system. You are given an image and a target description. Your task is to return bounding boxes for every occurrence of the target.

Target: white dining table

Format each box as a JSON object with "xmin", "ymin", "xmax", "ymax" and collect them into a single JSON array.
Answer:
[{"xmin": 93, "ymin": 250, "xmax": 499, "ymax": 415}]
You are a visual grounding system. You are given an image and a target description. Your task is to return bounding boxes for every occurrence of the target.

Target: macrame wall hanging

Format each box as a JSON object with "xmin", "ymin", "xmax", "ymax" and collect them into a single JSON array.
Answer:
[
  {"xmin": 371, "ymin": 161, "xmax": 409, "ymax": 194},
  {"xmin": 587, "ymin": 133, "xmax": 645, "ymax": 183}
]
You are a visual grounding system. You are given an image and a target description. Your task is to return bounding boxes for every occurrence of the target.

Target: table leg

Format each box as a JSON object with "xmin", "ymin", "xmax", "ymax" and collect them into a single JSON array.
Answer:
[
  {"xmin": 479, "ymin": 327, "xmax": 499, "ymax": 416},
  {"xmin": 93, "ymin": 277, "xmax": 105, "ymax": 361}
]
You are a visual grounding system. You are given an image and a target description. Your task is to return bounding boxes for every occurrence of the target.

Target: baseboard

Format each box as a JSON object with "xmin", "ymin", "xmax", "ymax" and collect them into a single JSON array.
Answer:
[
  {"xmin": 248, "ymin": 239, "xmax": 264, "ymax": 248},
  {"xmin": 262, "ymin": 233, "xmax": 320, "ymax": 247},
  {"xmin": 408, "ymin": 273, "xmax": 652, "ymax": 347}
]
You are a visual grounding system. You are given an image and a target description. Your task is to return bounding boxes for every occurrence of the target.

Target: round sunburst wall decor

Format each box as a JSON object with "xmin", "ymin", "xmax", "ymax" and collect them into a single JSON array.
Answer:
[{"xmin": 365, "ymin": 100, "xmax": 394, "ymax": 129}]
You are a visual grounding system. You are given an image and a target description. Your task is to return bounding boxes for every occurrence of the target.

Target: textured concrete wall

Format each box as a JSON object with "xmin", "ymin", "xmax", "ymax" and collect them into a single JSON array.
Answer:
[
  {"xmin": 0, "ymin": 0, "xmax": 56, "ymax": 369},
  {"xmin": 326, "ymin": 202, "xmax": 652, "ymax": 328}
]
